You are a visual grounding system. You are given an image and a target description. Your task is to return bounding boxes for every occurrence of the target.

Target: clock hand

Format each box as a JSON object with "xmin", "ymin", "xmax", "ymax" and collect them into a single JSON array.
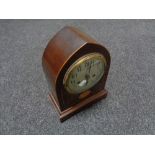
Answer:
[
  {"xmin": 88, "ymin": 63, "xmax": 92, "ymax": 73},
  {"xmin": 85, "ymin": 74, "xmax": 90, "ymax": 85}
]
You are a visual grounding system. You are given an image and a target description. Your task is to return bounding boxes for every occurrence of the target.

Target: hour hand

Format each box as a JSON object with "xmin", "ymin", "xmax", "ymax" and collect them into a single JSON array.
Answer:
[
  {"xmin": 85, "ymin": 74, "xmax": 90, "ymax": 85},
  {"xmin": 85, "ymin": 74, "xmax": 89, "ymax": 79}
]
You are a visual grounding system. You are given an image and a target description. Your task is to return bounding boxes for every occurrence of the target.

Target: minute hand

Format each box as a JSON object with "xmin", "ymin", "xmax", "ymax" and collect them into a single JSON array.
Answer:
[{"xmin": 87, "ymin": 63, "xmax": 92, "ymax": 74}]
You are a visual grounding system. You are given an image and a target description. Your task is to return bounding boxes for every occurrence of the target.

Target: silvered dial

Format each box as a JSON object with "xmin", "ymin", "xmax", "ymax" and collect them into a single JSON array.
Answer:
[{"xmin": 63, "ymin": 53, "xmax": 106, "ymax": 94}]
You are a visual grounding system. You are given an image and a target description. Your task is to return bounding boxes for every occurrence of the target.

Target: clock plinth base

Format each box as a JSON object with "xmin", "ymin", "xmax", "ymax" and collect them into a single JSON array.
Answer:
[{"xmin": 49, "ymin": 89, "xmax": 108, "ymax": 122}]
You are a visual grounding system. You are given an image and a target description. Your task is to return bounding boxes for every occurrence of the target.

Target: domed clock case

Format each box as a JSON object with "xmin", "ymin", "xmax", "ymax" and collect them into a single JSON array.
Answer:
[{"xmin": 42, "ymin": 26, "xmax": 111, "ymax": 122}]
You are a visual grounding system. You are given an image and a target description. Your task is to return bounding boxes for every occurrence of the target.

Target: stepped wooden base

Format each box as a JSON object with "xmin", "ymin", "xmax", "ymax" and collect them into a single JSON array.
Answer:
[{"xmin": 49, "ymin": 89, "xmax": 108, "ymax": 122}]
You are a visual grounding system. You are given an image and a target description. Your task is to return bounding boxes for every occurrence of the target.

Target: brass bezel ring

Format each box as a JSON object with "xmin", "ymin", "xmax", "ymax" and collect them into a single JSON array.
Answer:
[{"xmin": 63, "ymin": 52, "xmax": 107, "ymax": 94}]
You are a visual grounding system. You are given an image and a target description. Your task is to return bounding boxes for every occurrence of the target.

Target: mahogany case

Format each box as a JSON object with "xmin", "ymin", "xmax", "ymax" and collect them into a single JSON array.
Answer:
[{"xmin": 42, "ymin": 26, "xmax": 111, "ymax": 122}]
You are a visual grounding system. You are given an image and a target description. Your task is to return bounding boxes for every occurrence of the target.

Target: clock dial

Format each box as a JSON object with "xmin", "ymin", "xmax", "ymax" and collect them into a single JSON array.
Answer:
[{"xmin": 63, "ymin": 53, "xmax": 106, "ymax": 94}]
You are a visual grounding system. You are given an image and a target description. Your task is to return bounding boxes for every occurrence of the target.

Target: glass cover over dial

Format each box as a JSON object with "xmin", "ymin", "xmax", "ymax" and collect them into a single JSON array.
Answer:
[{"xmin": 63, "ymin": 53, "xmax": 106, "ymax": 94}]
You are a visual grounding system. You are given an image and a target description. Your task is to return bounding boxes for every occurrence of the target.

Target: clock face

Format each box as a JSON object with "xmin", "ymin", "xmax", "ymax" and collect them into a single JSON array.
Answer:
[{"xmin": 63, "ymin": 53, "xmax": 106, "ymax": 94}]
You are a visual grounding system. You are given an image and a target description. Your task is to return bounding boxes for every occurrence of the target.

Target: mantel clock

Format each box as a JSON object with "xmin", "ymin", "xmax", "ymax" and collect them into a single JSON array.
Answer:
[{"xmin": 42, "ymin": 26, "xmax": 111, "ymax": 122}]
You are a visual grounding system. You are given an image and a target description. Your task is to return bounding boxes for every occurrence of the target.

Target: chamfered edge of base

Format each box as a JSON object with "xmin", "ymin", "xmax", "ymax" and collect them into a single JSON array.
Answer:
[{"xmin": 49, "ymin": 89, "xmax": 108, "ymax": 122}]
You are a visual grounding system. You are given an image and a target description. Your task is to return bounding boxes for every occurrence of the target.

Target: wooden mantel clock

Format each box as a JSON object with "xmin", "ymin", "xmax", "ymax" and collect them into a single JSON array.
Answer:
[{"xmin": 42, "ymin": 26, "xmax": 111, "ymax": 122}]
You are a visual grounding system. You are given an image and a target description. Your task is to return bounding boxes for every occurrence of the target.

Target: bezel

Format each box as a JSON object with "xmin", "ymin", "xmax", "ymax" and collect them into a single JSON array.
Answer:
[{"xmin": 63, "ymin": 52, "xmax": 107, "ymax": 94}]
